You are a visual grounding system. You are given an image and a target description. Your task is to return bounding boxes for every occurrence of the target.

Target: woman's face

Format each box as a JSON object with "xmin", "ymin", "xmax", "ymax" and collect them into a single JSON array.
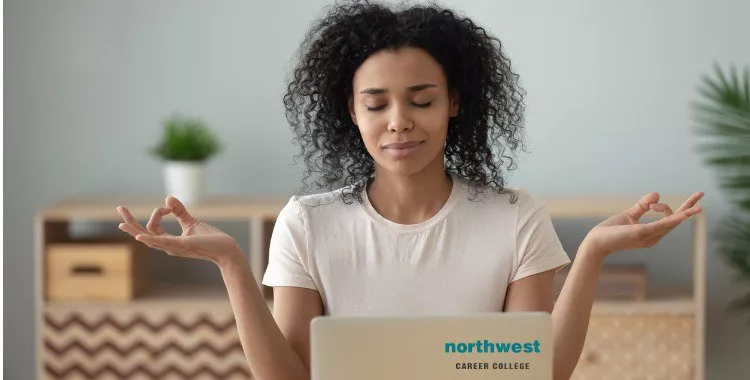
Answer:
[{"xmin": 348, "ymin": 47, "xmax": 459, "ymax": 176}]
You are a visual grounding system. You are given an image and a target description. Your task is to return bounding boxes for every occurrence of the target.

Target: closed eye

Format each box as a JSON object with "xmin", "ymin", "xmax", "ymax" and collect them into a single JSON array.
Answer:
[{"xmin": 365, "ymin": 102, "xmax": 433, "ymax": 111}]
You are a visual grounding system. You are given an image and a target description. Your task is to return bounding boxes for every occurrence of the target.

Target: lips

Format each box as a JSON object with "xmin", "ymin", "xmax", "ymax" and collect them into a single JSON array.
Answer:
[
  {"xmin": 381, "ymin": 140, "xmax": 424, "ymax": 158},
  {"xmin": 382, "ymin": 141, "xmax": 423, "ymax": 149}
]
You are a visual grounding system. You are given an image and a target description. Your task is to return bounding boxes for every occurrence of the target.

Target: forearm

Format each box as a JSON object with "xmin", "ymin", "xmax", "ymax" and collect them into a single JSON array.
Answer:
[
  {"xmin": 218, "ymin": 252, "xmax": 310, "ymax": 380},
  {"xmin": 550, "ymin": 242, "xmax": 605, "ymax": 380}
]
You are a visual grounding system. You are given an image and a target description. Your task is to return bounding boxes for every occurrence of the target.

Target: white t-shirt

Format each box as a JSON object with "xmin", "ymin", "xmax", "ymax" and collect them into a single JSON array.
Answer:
[{"xmin": 261, "ymin": 174, "xmax": 571, "ymax": 316}]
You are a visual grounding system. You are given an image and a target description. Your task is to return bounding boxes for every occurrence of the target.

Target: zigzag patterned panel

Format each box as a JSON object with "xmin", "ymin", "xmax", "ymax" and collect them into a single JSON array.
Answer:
[{"xmin": 44, "ymin": 309, "xmax": 253, "ymax": 379}]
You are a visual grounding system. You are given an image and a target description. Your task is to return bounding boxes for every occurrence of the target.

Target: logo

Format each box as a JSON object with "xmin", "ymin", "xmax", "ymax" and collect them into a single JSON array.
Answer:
[{"xmin": 445, "ymin": 339, "xmax": 541, "ymax": 371}]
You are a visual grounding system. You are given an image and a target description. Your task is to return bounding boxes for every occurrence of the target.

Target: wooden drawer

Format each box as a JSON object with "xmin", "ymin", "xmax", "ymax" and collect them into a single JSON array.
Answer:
[
  {"xmin": 571, "ymin": 315, "xmax": 694, "ymax": 380},
  {"xmin": 46, "ymin": 239, "xmax": 149, "ymax": 301}
]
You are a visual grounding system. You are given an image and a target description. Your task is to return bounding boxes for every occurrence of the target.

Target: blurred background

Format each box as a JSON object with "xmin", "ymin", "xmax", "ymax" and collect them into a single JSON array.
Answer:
[{"xmin": 5, "ymin": 0, "xmax": 750, "ymax": 378}]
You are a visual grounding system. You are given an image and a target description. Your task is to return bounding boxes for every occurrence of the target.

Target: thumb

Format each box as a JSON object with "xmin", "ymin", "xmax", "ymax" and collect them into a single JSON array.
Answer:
[
  {"xmin": 165, "ymin": 196, "xmax": 196, "ymax": 227},
  {"xmin": 136, "ymin": 233, "xmax": 184, "ymax": 248}
]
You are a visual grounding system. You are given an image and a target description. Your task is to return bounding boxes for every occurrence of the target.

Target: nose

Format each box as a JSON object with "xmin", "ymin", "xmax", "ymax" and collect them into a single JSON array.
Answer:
[{"xmin": 387, "ymin": 105, "xmax": 414, "ymax": 133}]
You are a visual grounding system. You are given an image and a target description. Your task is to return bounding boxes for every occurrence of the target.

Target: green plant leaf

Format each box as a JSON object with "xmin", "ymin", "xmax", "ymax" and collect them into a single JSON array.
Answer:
[
  {"xmin": 694, "ymin": 63, "xmax": 750, "ymax": 322},
  {"xmin": 720, "ymin": 175, "xmax": 750, "ymax": 190},
  {"xmin": 704, "ymin": 155, "xmax": 750, "ymax": 166},
  {"xmin": 150, "ymin": 113, "xmax": 222, "ymax": 161}
]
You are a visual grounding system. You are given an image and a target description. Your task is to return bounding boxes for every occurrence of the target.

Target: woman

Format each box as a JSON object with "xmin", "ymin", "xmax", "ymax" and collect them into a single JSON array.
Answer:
[{"xmin": 116, "ymin": 1, "xmax": 703, "ymax": 379}]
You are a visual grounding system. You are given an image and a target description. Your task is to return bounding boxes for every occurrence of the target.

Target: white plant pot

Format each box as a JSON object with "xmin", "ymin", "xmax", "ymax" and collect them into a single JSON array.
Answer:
[{"xmin": 164, "ymin": 161, "xmax": 205, "ymax": 206}]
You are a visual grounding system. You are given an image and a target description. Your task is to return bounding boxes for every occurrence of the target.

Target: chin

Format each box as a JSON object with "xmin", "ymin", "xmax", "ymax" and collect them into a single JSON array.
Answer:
[{"xmin": 378, "ymin": 157, "xmax": 440, "ymax": 177}]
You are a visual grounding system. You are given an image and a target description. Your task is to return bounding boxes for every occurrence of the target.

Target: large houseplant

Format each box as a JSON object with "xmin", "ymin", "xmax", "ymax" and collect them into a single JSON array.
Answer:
[
  {"xmin": 151, "ymin": 113, "xmax": 222, "ymax": 205},
  {"xmin": 693, "ymin": 63, "xmax": 750, "ymax": 324}
]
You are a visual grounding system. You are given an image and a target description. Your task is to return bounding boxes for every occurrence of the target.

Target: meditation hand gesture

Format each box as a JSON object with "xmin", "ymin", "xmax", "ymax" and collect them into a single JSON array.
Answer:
[
  {"xmin": 582, "ymin": 191, "xmax": 704, "ymax": 259},
  {"xmin": 116, "ymin": 196, "xmax": 243, "ymax": 266}
]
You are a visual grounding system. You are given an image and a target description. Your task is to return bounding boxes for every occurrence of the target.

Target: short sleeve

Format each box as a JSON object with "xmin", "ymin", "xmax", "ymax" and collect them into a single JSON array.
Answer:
[
  {"xmin": 510, "ymin": 190, "xmax": 571, "ymax": 283},
  {"xmin": 261, "ymin": 196, "xmax": 318, "ymax": 290}
]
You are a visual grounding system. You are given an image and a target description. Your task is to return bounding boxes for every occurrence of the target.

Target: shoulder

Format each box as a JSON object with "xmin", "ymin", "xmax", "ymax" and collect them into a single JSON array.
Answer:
[
  {"xmin": 458, "ymin": 181, "xmax": 548, "ymax": 226},
  {"xmin": 460, "ymin": 180, "xmax": 541, "ymax": 212},
  {"xmin": 512, "ymin": 188, "xmax": 548, "ymax": 216},
  {"xmin": 295, "ymin": 186, "xmax": 350, "ymax": 208},
  {"xmin": 279, "ymin": 183, "xmax": 361, "ymax": 221},
  {"xmin": 502, "ymin": 188, "xmax": 557, "ymax": 239}
]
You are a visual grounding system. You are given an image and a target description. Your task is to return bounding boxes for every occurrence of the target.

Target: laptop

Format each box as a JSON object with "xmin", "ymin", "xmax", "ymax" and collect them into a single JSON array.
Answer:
[{"xmin": 310, "ymin": 312, "xmax": 553, "ymax": 380}]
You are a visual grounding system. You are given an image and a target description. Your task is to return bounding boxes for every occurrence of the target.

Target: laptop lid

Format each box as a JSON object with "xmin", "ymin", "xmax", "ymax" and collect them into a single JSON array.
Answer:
[{"xmin": 310, "ymin": 312, "xmax": 553, "ymax": 380}]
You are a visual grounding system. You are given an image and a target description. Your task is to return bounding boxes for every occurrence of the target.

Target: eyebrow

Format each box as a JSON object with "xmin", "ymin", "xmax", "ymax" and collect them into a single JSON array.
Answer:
[{"xmin": 359, "ymin": 83, "xmax": 438, "ymax": 95}]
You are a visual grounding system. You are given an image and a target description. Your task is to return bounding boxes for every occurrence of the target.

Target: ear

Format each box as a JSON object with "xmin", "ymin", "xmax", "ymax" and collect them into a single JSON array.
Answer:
[
  {"xmin": 449, "ymin": 89, "xmax": 460, "ymax": 117},
  {"xmin": 348, "ymin": 96, "xmax": 358, "ymax": 126}
]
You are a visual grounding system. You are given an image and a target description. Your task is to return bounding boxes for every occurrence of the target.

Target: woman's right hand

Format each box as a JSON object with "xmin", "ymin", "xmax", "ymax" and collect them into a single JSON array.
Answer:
[{"xmin": 116, "ymin": 196, "xmax": 243, "ymax": 266}]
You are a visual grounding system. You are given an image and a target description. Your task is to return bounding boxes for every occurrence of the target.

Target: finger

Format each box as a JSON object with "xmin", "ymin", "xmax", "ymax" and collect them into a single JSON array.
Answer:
[
  {"xmin": 116, "ymin": 206, "xmax": 148, "ymax": 234},
  {"xmin": 649, "ymin": 203, "xmax": 674, "ymax": 217},
  {"xmin": 146, "ymin": 206, "xmax": 173, "ymax": 235},
  {"xmin": 165, "ymin": 196, "xmax": 197, "ymax": 229},
  {"xmin": 135, "ymin": 235, "xmax": 172, "ymax": 254},
  {"xmin": 136, "ymin": 233, "xmax": 185, "ymax": 252},
  {"xmin": 676, "ymin": 192, "xmax": 705, "ymax": 213},
  {"xmin": 682, "ymin": 204, "xmax": 703, "ymax": 218},
  {"xmin": 651, "ymin": 204, "xmax": 703, "ymax": 232},
  {"xmin": 627, "ymin": 192, "xmax": 660, "ymax": 221},
  {"xmin": 118, "ymin": 223, "xmax": 144, "ymax": 238},
  {"xmin": 638, "ymin": 204, "xmax": 703, "ymax": 248}
]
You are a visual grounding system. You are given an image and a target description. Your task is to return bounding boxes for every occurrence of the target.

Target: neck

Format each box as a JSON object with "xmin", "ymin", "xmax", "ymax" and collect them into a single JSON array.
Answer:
[{"xmin": 366, "ymin": 163, "xmax": 453, "ymax": 225}]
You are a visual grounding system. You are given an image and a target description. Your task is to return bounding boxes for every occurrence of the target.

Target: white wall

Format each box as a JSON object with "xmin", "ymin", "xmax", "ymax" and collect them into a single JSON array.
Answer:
[{"xmin": 5, "ymin": 1, "xmax": 750, "ymax": 378}]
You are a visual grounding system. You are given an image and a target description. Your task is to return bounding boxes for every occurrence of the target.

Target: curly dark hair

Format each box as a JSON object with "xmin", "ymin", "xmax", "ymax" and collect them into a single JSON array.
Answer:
[{"xmin": 284, "ymin": 0, "xmax": 528, "ymax": 204}]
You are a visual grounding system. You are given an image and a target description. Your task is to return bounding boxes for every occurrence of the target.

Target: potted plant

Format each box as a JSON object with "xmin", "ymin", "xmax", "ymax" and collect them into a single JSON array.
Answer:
[
  {"xmin": 150, "ymin": 113, "xmax": 222, "ymax": 205},
  {"xmin": 693, "ymin": 63, "xmax": 750, "ymax": 324}
]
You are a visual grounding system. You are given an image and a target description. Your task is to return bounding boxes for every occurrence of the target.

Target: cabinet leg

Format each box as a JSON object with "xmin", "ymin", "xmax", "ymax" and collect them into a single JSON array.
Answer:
[{"xmin": 249, "ymin": 218, "xmax": 275, "ymax": 299}]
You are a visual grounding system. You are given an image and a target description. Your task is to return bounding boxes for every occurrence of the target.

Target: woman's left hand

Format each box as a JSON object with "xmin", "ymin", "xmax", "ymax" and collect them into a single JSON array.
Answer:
[{"xmin": 581, "ymin": 191, "xmax": 704, "ymax": 260}]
